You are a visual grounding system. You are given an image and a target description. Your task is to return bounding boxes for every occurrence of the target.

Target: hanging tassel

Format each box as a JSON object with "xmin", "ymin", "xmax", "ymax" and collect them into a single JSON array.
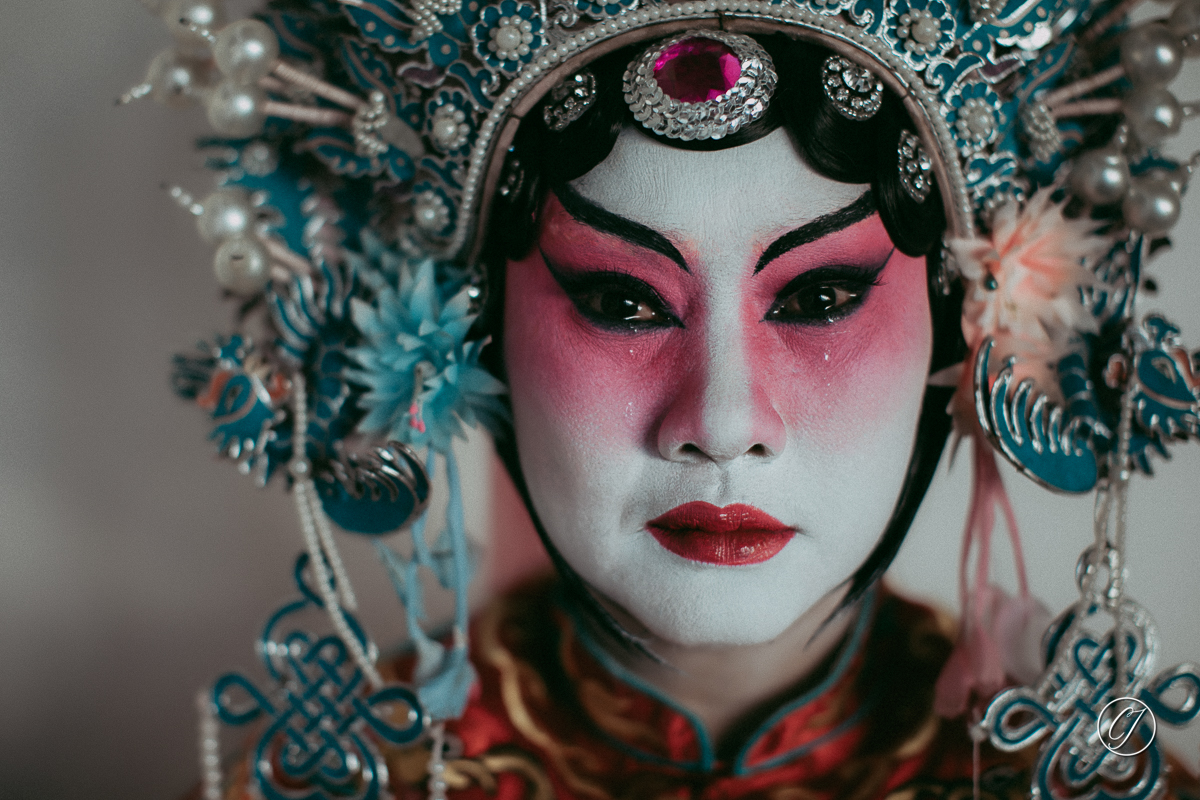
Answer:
[{"xmin": 934, "ymin": 432, "xmax": 1050, "ymax": 717}]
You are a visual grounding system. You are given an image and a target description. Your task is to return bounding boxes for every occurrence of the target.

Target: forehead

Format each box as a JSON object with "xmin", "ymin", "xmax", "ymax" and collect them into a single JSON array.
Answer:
[{"xmin": 569, "ymin": 127, "xmax": 867, "ymax": 246}]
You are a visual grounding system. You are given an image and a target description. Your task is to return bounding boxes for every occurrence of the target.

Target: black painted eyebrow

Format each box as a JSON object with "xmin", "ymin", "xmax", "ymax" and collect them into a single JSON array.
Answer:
[
  {"xmin": 553, "ymin": 184, "xmax": 689, "ymax": 273},
  {"xmin": 753, "ymin": 191, "xmax": 877, "ymax": 275}
]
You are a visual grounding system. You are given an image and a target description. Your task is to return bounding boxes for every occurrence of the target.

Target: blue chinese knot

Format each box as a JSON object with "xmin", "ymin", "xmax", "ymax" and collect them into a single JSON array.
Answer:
[
  {"xmin": 983, "ymin": 596, "xmax": 1200, "ymax": 800},
  {"xmin": 210, "ymin": 554, "xmax": 424, "ymax": 800}
]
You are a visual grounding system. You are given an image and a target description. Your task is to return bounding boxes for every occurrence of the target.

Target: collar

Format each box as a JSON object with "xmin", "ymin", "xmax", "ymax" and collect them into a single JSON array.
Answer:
[{"xmin": 558, "ymin": 587, "xmax": 879, "ymax": 777}]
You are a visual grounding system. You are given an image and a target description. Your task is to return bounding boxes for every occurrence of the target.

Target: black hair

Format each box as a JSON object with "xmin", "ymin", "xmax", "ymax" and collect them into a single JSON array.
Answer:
[{"xmin": 476, "ymin": 31, "xmax": 964, "ymax": 650}]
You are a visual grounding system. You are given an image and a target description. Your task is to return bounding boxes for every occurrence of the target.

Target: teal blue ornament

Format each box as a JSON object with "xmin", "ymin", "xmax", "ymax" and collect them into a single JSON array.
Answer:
[{"xmin": 348, "ymin": 257, "xmax": 508, "ymax": 454}]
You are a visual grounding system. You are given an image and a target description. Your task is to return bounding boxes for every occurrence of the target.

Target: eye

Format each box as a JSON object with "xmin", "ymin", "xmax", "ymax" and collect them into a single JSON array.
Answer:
[
  {"xmin": 541, "ymin": 250, "xmax": 680, "ymax": 331},
  {"xmin": 578, "ymin": 289, "xmax": 671, "ymax": 326},
  {"xmin": 765, "ymin": 265, "xmax": 883, "ymax": 324},
  {"xmin": 767, "ymin": 284, "xmax": 866, "ymax": 321}
]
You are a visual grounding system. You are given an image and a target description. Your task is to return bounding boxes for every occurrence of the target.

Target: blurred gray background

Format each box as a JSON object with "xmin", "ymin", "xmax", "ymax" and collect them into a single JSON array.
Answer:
[{"xmin": 0, "ymin": 1, "xmax": 1197, "ymax": 797}]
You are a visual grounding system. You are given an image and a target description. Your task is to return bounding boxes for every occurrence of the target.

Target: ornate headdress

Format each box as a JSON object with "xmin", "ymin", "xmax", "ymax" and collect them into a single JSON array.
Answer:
[{"xmin": 128, "ymin": 0, "xmax": 1200, "ymax": 796}]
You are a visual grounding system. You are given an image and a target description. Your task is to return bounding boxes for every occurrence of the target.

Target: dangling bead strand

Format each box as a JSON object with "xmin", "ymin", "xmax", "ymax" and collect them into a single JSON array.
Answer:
[
  {"xmin": 427, "ymin": 721, "xmax": 449, "ymax": 800},
  {"xmin": 290, "ymin": 373, "xmax": 385, "ymax": 690},
  {"xmin": 196, "ymin": 689, "xmax": 223, "ymax": 800}
]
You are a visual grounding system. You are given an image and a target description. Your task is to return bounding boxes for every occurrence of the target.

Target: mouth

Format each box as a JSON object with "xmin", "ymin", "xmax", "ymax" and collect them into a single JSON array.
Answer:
[{"xmin": 646, "ymin": 502, "xmax": 796, "ymax": 566}]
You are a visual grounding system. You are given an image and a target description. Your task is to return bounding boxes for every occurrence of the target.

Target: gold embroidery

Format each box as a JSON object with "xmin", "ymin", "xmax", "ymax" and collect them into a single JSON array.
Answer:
[
  {"xmin": 438, "ymin": 747, "xmax": 555, "ymax": 800},
  {"xmin": 444, "ymin": 757, "xmax": 499, "ymax": 793},
  {"xmin": 478, "ymin": 599, "xmax": 613, "ymax": 800},
  {"xmin": 559, "ymin": 623, "xmax": 671, "ymax": 754}
]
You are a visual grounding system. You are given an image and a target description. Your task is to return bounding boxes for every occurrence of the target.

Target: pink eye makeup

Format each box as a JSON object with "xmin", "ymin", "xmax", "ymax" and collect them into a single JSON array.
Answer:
[
  {"xmin": 763, "ymin": 260, "xmax": 889, "ymax": 325},
  {"xmin": 540, "ymin": 252, "xmax": 683, "ymax": 331}
]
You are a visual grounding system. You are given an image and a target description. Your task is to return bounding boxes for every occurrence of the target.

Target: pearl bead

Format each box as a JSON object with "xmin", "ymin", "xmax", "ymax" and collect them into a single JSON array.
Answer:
[
  {"xmin": 161, "ymin": 0, "xmax": 225, "ymax": 45},
  {"xmin": 1120, "ymin": 23, "xmax": 1183, "ymax": 85},
  {"xmin": 1170, "ymin": 0, "xmax": 1200, "ymax": 38},
  {"xmin": 213, "ymin": 236, "xmax": 270, "ymax": 294},
  {"xmin": 1124, "ymin": 86, "xmax": 1183, "ymax": 145},
  {"xmin": 147, "ymin": 48, "xmax": 206, "ymax": 109},
  {"xmin": 213, "ymin": 19, "xmax": 279, "ymax": 85},
  {"xmin": 198, "ymin": 187, "xmax": 253, "ymax": 243},
  {"xmin": 206, "ymin": 81, "xmax": 267, "ymax": 137},
  {"xmin": 1069, "ymin": 148, "xmax": 1130, "ymax": 205},
  {"xmin": 1123, "ymin": 175, "xmax": 1182, "ymax": 235}
]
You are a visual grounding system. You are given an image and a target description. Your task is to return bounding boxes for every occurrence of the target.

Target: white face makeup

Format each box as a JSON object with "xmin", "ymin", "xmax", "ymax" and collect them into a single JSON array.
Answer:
[{"xmin": 503, "ymin": 126, "xmax": 933, "ymax": 646}]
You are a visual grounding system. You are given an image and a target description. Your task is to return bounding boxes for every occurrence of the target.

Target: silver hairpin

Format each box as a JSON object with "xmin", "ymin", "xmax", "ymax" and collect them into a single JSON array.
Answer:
[
  {"xmin": 821, "ymin": 56, "xmax": 883, "ymax": 121},
  {"xmin": 898, "ymin": 130, "xmax": 933, "ymax": 203},
  {"xmin": 624, "ymin": 30, "xmax": 776, "ymax": 142},
  {"xmin": 543, "ymin": 71, "xmax": 597, "ymax": 132}
]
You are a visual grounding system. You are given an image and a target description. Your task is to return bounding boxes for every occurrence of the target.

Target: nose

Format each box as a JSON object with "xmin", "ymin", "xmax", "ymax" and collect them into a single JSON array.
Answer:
[{"xmin": 655, "ymin": 321, "xmax": 787, "ymax": 464}]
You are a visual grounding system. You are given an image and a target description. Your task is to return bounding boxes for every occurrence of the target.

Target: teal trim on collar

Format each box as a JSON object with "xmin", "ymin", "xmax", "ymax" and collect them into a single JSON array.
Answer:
[
  {"xmin": 561, "ymin": 585, "xmax": 878, "ymax": 776},
  {"xmin": 561, "ymin": 593, "xmax": 717, "ymax": 771},
  {"xmin": 732, "ymin": 585, "xmax": 878, "ymax": 775}
]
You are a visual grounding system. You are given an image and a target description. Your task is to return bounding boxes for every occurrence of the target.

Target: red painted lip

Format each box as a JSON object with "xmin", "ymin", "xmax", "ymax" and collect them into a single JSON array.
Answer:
[{"xmin": 647, "ymin": 502, "xmax": 795, "ymax": 566}]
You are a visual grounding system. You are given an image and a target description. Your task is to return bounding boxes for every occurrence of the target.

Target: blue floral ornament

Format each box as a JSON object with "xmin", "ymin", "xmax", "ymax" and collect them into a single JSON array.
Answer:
[
  {"xmin": 886, "ymin": 0, "xmax": 954, "ymax": 67},
  {"xmin": 948, "ymin": 83, "xmax": 1004, "ymax": 155},
  {"xmin": 348, "ymin": 258, "xmax": 508, "ymax": 454},
  {"xmin": 473, "ymin": 0, "xmax": 543, "ymax": 74}
]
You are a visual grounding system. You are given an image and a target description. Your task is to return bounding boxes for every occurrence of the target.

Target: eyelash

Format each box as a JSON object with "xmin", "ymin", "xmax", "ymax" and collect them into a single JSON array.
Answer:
[
  {"xmin": 543, "ymin": 255, "xmax": 887, "ymax": 332},
  {"xmin": 543, "ymin": 256, "xmax": 681, "ymax": 331},
  {"xmin": 764, "ymin": 264, "xmax": 885, "ymax": 325}
]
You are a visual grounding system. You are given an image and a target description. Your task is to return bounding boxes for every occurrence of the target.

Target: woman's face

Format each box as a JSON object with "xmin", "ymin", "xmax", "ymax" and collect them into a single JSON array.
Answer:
[{"xmin": 504, "ymin": 127, "xmax": 933, "ymax": 646}]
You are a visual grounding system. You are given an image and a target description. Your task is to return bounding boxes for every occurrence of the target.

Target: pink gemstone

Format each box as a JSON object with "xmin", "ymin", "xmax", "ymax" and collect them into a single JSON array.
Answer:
[{"xmin": 653, "ymin": 37, "xmax": 742, "ymax": 103}]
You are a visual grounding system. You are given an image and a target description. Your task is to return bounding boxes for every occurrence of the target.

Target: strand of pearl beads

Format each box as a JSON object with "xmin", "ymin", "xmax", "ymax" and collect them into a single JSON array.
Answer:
[
  {"xmin": 196, "ymin": 689, "xmax": 223, "ymax": 800},
  {"xmin": 290, "ymin": 373, "xmax": 385, "ymax": 691}
]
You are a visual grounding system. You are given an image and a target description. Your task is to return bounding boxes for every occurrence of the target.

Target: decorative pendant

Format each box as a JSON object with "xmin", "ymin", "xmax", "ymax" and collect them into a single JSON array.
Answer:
[
  {"xmin": 982, "ymin": 323, "xmax": 1200, "ymax": 799},
  {"xmin": 983, "ymin": 578, "xmax": 1200, "ymax": 799},
  {"xmin": 204, "ymin": 553, "xmax": 425, "ymax": 800}
]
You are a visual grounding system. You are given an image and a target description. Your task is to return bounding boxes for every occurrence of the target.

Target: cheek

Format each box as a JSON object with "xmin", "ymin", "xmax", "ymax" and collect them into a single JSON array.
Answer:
[
  {"xmin": 503, "ymin": 252, "xmax": 691, "ymax": 456},
  {"xmin": 745, "ymin": 253, "xmax": 932, "ymax": 450}
]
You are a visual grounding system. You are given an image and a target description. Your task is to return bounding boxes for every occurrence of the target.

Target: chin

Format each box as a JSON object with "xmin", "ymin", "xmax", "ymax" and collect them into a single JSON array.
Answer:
[{"xmin": 587, "ymin": 538, "xmax": 846, "ymax": 647}]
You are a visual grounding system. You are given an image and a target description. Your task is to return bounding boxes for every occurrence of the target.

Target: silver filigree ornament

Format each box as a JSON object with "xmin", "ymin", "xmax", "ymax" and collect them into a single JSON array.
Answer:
[
  {"xmin": 543, "ymin": 71, "xmax": 597, "ymax": 132},
  {"xmin": 821, "ymin": 56, "xmax": 884, "ymax": 121},
  {"xmin": 623, "ymin": 30, "xmax": 777, "ymax": 142},
  {"xmin": 898, "ymin": 129, "xmax": 933, "ymax": 203}
]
